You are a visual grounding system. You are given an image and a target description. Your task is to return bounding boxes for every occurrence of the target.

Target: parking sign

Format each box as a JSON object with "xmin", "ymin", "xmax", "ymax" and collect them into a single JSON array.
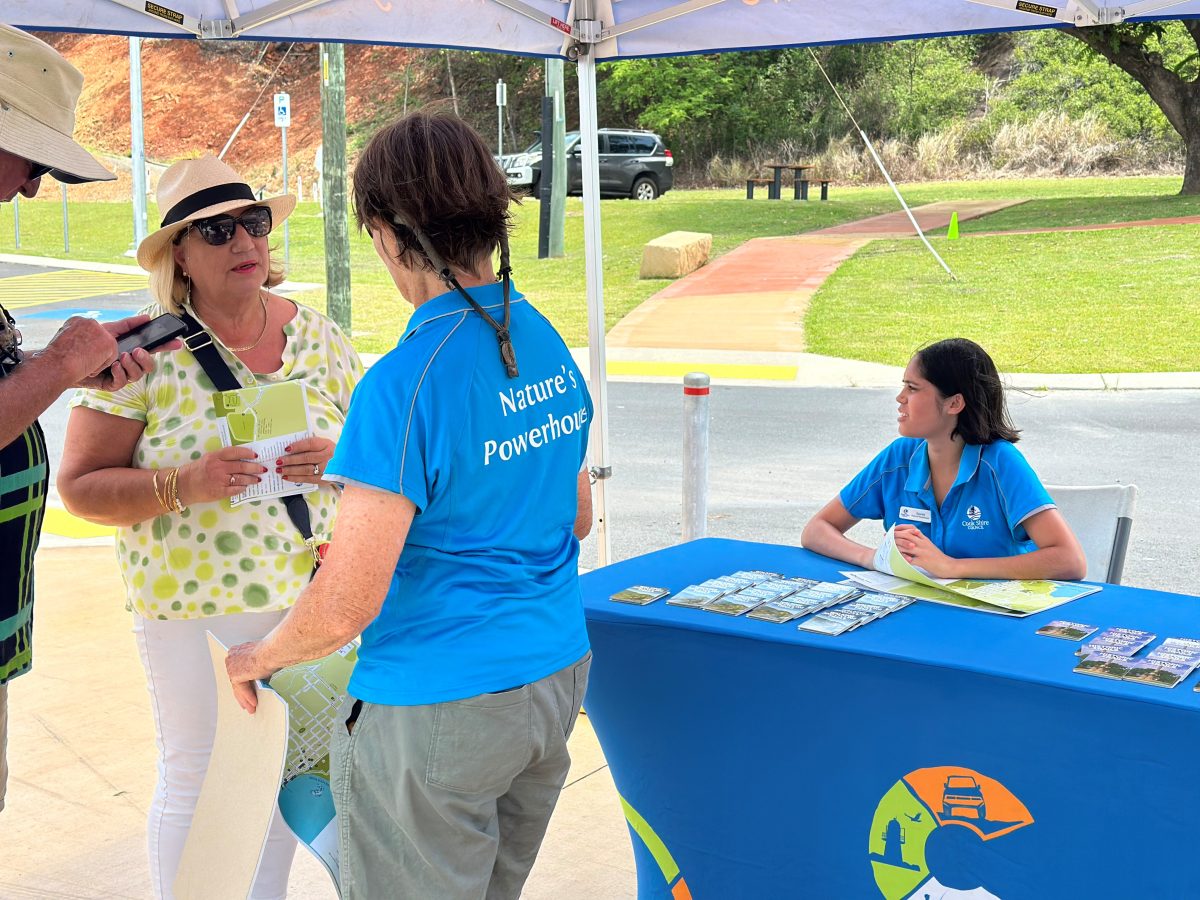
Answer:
[{"xmin": 274, "ymin": 92, "xmax": 291, "ymax": 128}]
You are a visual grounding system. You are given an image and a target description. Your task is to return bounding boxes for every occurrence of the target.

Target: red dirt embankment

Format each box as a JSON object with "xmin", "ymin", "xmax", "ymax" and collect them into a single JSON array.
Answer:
[{"xmin": 34, "ymin": 34, "xmax": 418, "ymax": 202}]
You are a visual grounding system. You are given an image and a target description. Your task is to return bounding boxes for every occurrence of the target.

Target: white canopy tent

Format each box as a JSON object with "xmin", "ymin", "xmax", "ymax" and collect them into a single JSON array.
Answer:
[{"xmin": 10, "ymin": 0, "xmax": 1200, "ymax": 563}]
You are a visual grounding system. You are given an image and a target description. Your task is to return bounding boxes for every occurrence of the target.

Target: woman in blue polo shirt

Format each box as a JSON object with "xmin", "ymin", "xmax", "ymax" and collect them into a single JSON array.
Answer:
[
  {"xmin": 224, "ymin": 111, "xmax": 594, "ymax": 900},
  {"xmin": 802, "ymin": 338, "xmax": 1085, "ymax": 580}
]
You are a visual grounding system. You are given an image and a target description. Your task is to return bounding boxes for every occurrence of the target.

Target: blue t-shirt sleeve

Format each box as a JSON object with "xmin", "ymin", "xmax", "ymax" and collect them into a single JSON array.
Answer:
[
  {"xmin": 984, "ymin": 441, "xmax": 1055, "ymax": 535},
  {"xmin": 839, "ymin": 444, "xmax": 895, "ymax": 522},
  {"xmin": 325, "ymin": 359, "xmax": 437, "ymax": 512}
]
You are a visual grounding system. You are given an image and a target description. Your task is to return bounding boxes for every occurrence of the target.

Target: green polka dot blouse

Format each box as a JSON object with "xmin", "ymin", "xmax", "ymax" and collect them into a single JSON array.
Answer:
[{"xmin": 71, "ymin": 302, "xmax": 364, "ymax": 620}]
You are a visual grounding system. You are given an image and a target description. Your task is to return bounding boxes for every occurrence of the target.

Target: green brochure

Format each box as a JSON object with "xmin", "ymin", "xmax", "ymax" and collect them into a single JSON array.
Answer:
[{"xmin": 212, "ymin": 381, "xmax": 317, "ymax": 506}]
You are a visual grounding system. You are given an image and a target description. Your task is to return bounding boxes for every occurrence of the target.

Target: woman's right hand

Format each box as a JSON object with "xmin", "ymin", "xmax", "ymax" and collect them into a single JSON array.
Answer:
[{"xmin": 179, "ymin": 446, "xmax": 268, "ymax": 506}]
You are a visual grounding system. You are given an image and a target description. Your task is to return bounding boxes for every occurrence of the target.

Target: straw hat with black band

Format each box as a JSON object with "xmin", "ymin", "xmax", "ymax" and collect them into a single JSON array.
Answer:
[
  {"xmin": 0, "ymin": 23, "xmax": 114, "ymax": 184},
  {"xmin": 136, "ymin": 154, "xmax": 296, "ymax": 271}
]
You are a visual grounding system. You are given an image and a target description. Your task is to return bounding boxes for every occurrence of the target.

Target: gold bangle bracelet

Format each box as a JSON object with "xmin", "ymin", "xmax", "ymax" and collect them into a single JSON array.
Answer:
[{"xmin": 152, "ymin": 469, "xmax": 172, "ymax": 513}]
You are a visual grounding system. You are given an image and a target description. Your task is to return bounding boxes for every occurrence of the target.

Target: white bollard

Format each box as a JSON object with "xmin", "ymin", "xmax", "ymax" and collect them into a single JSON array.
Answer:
[{"xmin": 682, "ymin": 372, "xmax": 710, "ymax": 542}]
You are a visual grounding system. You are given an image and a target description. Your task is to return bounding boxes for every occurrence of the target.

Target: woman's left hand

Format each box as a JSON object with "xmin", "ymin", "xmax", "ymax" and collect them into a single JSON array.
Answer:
[
  {"xmin": 226, "ymin": 640, "xmax": 280, "ymax": 714},
  {"xmin": 275, "ymin": 436, "xmax": 336, "ymax": 484},
  {"xmin": 893, "ymin": 524, "xmax": 961, "ymax": 579}
]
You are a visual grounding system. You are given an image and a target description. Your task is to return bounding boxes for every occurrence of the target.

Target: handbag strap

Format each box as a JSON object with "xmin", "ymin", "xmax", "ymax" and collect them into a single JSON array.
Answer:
[{"xmin": 179, "ymin": 311, "xmax": 319, "ymax": 563}]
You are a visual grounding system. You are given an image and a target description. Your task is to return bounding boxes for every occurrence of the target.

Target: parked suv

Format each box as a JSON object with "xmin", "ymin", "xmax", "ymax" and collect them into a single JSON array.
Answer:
[{"xmin": 502, "ymin": 128, "xmax": 673, "ymax": 200}]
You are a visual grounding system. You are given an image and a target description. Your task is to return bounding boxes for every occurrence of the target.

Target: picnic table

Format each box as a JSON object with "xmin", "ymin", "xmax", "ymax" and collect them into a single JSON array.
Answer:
[{"xmin": 766, "ymin": 162, "xmax": 812, "ymax": 199}]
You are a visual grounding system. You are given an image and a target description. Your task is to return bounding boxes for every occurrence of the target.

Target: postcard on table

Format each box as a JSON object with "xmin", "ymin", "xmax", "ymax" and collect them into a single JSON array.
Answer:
[
  {"xmin": 1124, "ymin": 659, "xmax": 1192, "ymax": 689},
  {"xmin": 610, "ymin": 585, "xmax": 670, "ymax": 605},
  {"xmin": 666, "ymin": 585, "xmax": 725, "ymax": 608},
  {"xmin": 1036, "ymin": 621, "xmax": 1098, "ymax": 641},
  {"xmin": 213, "ymin": 380, "xmax": 318, "ymax": 507},
  {"xmin": 1073, "ymin": 652, "xmax": 1136, "ymax": 680}
]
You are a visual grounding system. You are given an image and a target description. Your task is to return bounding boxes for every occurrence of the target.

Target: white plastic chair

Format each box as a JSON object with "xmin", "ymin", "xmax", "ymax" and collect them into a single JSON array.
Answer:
[{"xmin": 1046, "ymin": 484, "xmax": 1138, "ymax": 585}]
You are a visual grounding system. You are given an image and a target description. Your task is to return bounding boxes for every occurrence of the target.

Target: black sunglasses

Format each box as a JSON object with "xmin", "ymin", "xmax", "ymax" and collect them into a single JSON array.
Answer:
[
  {"xmin": 176, "ymin": 206, "xmax": 273, "ymax": 246},
  {"xmin": 27, "ymin": 163, "xmax": 51, "ymax": 180}
]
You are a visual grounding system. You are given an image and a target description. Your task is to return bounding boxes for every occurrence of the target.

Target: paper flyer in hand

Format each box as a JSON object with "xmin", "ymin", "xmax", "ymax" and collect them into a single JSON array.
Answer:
[
  {"xmin": 845, "ymin": 526, "xmax": 1101, "ymax": 617},
  {"xmin": 269, "ymin": 642, "xmax": 359, "ymax": 896},
  {"xmin": 212, "ymin": 380, "xmax": 318, "ymax": 506}
]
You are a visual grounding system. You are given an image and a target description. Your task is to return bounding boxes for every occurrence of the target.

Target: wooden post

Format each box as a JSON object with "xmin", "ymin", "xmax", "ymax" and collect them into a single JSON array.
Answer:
[{"xmin": 320, "ymin": 43, "xmax": 351, "ymax": 333}]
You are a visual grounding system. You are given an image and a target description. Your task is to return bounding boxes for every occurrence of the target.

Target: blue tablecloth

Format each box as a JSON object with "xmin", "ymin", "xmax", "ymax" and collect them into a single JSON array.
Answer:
[{"xmin": 581, "ymin": 538, "xmax": 1200, "ymax": 900}]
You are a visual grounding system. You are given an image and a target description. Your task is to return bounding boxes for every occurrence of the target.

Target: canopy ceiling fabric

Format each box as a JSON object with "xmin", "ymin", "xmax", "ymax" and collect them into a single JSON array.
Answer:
[{"xmin": 11, "ymin": 1, "xmax": 1200, "ymax": 60}]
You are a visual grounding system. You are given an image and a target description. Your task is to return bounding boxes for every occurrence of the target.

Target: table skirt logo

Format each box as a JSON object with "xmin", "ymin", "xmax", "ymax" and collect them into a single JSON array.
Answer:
[
  {"xmin": 868, "ymin": 766, "xmax": 1033, "ymax": 900},
  {"xmin": 962, "ymin": 505, "xmax": 989, "ymax": 530}
]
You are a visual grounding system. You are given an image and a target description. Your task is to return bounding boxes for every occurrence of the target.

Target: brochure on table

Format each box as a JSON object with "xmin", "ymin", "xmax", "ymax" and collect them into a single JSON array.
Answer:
[
  {"xmin": 842, "ymin": 526, "xmax": 1100, "ymax": 617},
  {"xmin": 213, "ymin": 380, "xmax": 318, "ymax": 507}
]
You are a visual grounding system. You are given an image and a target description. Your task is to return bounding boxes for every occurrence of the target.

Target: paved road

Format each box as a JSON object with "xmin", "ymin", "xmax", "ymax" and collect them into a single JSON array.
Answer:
[{"xmin": 7, "ymin": 261, "xmax": 1197, "ymax": 595}]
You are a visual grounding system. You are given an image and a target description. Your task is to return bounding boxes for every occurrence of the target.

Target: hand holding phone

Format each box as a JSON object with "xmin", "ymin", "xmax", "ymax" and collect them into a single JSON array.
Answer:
[{"xmin": 116, "ymin": 313, "xmax": 188, "ymax": 356}]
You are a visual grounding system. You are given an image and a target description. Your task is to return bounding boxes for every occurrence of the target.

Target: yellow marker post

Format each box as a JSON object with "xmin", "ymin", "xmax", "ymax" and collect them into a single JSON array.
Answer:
[{"xmin": 947, "ymin": 211, "xmax": 960, "ymax": 240}]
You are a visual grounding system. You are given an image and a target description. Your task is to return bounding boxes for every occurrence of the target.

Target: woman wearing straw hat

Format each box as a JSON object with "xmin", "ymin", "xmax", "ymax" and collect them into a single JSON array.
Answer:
[{"xmin": 57, "ymin": 154, "xmax": 362, "ymax": 899}]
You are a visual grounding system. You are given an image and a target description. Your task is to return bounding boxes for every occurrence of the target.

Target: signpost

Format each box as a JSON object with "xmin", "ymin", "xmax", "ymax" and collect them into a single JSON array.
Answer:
[
  {"xmin": 495, "ymin": 79, "xmax": 507, "ymax": 160},
  {"xmin": 274, "ymin": 92, "xmax": 291, "ymax": 268}
]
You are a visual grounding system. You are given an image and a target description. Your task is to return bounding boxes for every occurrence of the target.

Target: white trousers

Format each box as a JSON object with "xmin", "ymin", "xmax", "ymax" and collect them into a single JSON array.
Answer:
[{"xmin": 134, "ymin": 611, "xmax": 296, "ymax": 900}]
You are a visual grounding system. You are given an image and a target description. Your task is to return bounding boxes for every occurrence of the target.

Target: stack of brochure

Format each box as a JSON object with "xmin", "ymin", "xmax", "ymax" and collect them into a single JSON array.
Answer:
[
  {"xmin": 609, "ymin": 585, "xmax": 671, "ymax": 605},
  {"xmin": 1075, "ymin": 627, "xmax": 1156, "ymax": 658},
  {"xmin": 702, "ymin": 576, "xmax": 815, "ymax": 616},
  {"xmin": 1035, "ymin": 620, "xmax": 1098, "ymax": 641},
  {"xmin": 1128, "ymin": 639, "xmax": 1200, "ymax": 689},
  {"xmin": 747, "ymin": 582, "xmax": 857, "ymax": 623},
  {"xmin": 797, "ymin": 591, "xmax": 917, "ymax": 636},
  {"xmin": 1075, "ymin": 636, "xmax": 1200, "ymax": 689},
  {"xmin": 665, "ymin": 570, "xmax": 785, "ymax": 610}
]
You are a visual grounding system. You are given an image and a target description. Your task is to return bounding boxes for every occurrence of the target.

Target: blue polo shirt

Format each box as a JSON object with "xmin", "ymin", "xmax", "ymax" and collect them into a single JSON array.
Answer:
[
  {"xmin": 326, "ymin": 281, "xmax": 592, "ymax": 705},
  {"xmin": 839, "ymin": 437, "xmax": 1055, "ymax": 561}
]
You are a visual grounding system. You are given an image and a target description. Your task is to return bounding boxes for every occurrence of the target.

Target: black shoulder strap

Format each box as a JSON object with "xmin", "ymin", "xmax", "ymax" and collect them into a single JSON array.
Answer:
[{"xmin": 179, "ymin": 311, "xmax": 317, "ymax": 558}]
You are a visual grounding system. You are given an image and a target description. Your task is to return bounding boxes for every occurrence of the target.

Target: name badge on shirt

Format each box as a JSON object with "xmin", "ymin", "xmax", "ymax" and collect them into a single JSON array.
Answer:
[{"xmin": 899, "ymin": 505, "xmax": 932, "ymax": 524}]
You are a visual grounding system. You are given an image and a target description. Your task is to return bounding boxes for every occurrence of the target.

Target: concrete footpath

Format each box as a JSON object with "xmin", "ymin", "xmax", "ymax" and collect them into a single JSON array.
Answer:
[{"xmin": 0, "ymin": 548, "xmax": 636, "ymax": 899}]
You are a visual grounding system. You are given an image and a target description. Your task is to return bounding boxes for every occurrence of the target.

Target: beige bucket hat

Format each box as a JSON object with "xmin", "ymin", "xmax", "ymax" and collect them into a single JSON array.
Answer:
[
  {"xmin": 136, "ymin": 154, "xmax": 296, "ymax": 270},
  {"xmin": 0, "ymin": 23, "xmax": 114, "ymax": 183}
]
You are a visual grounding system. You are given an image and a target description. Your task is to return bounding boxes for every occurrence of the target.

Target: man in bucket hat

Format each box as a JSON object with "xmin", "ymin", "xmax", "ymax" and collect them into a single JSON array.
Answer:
[{"xmin": 0, "ymin": 23, "xmax": 176, "ymax": 814}]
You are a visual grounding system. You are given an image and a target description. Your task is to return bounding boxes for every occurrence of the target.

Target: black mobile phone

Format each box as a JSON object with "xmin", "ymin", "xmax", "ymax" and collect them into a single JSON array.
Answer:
[{"xmin": 116, "ymin": 313, "xmax": 188, "ymax": 356}]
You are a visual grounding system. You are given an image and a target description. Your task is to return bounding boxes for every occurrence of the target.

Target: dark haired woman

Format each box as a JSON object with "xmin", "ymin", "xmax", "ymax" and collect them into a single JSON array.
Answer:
[
  {"xmin": 802, "ymin": 338, "xmax": 1085, "ymax": 581},
  {"xmin": 224, "ymin": 111, "xmax": 594, "ymax": 899}
]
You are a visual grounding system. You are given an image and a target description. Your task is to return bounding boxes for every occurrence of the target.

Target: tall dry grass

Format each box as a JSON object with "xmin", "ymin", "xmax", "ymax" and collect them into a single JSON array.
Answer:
[{"xmin": 702, "ymin": 113, "xmax": 1181, "ymax": 187}]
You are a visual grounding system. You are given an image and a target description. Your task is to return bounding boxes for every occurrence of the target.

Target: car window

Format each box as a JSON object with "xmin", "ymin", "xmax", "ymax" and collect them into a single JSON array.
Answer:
[
  {"xmin": 606, "ymin": 133, "xmax": 637, "ymax": 154},
  {"xmin": 630, "ymin": 136, "xmax": 657, "ymax": 154}
]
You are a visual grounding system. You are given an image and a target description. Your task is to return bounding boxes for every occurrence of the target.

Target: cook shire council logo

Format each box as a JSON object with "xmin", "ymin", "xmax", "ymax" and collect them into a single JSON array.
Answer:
[
  {"xmin": 966, "ymin": 505, "xmax": 982, "ymax": 521},
  {"xmin": 868, "ymin": 766, "xmax": 1033, "ymax": 900}
]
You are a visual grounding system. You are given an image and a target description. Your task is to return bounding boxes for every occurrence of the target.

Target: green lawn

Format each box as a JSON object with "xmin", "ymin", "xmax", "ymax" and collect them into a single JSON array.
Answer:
[
  {"xmin": 1, "ymin": 175, "xmax": 1197, "ymax": 366},
  {"xmin": 806, "ymin": 225, "xmax": 1200, "ymax": 373}
]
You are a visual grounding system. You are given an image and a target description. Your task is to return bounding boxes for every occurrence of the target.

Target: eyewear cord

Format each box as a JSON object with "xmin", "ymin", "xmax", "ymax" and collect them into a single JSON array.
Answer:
[{"xmin": 395, "ymin": 215, "xmax": 519, "ymax": 378}]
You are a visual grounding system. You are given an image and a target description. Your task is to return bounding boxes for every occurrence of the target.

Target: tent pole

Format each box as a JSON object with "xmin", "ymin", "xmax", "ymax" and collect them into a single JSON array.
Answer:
[
  {"xmin": 129, "ymin": 37, "xmax": 148, "ymax": 250},
  {"xmin": 577, "ymin": 52, "xmax": 612, "ymax": 567}
]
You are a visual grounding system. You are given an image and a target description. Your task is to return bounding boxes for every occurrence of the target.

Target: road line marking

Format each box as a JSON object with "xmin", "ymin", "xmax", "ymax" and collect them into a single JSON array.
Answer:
[{"xmin": 0, "ymin": 270, "xmax": 148, "ymax": 309}]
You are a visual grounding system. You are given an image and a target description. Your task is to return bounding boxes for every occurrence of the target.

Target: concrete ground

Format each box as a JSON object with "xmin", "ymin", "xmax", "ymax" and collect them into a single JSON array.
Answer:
[{"xmin": 0, "ymin": 548, "xmax": 636, "ymax": 899}]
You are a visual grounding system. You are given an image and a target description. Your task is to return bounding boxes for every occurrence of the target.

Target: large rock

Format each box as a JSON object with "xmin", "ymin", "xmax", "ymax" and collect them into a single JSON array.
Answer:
[{"xmin": 639, "ymin": 231, "xmax": 712, "ymax": 279}]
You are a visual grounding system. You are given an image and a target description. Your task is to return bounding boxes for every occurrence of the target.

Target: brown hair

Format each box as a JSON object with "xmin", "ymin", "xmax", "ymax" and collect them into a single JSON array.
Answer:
[
  {"xmin": 915, "ymin": 338, "xmax": 1020, "ymax": 445},
  {"xmin": 352, "ymin": 110, "xmax": 515, "ymax": 274}
]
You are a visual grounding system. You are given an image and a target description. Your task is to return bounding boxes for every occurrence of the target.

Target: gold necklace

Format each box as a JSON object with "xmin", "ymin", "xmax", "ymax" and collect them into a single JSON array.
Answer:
[{"xmin": 225, "ymin": 293, "xmax": 269, "ymax": 353}]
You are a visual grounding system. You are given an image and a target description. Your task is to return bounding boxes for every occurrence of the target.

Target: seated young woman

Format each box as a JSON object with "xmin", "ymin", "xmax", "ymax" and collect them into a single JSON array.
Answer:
[{"xmin": 801, "ymin": 338, "xmax": 1087, "ymax": 581}]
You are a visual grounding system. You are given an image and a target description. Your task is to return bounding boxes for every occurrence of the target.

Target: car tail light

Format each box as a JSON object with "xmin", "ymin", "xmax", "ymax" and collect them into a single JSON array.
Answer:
[{"xmin": 664, "ymin": 149, "xmax": 673, "ymax": 158}]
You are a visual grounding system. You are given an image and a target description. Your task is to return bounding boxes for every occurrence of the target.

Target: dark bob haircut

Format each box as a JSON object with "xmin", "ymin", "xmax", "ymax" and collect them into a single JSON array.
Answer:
[
  {"xmin": 915, "ymin": 338, "xmax": 1020, "ymax": 446},
  {"xmin": 352, "ymin": 110, "xmax": 516, "ymax": 274}
]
